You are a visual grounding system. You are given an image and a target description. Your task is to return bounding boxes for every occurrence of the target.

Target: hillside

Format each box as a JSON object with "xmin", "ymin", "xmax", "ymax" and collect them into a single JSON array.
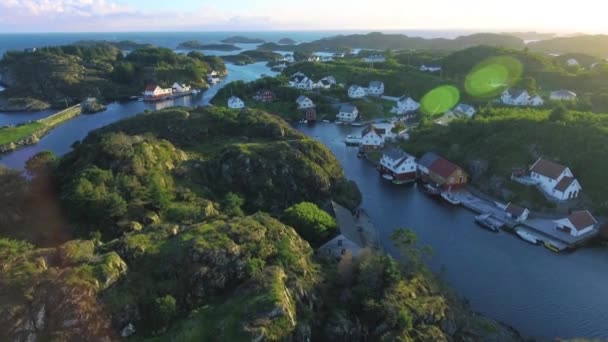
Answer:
[
  {"xmin": 0, "ymin": 44, "xmax": 224, "ymax": 110},
  {"xmin": 528, "ymin": 35, "xmax": 608, "ymax": 58},
  {"xmin": 0, "ymin": 106, "xmax": 522, "ymax": 341},
  {"xmin": 258, "ymin": 32, "xmax": 525, "ymax": 53},
  {"xmin": 177, "ymin": 40, "xmax": 241, "ymax": 51},
  {"xmin": 403, "ymin": 107, "xmax": 608, "ymax": 213},
  {"xmin": 221, "ymin": 36, "xmax": 265, "ymax": 44}
]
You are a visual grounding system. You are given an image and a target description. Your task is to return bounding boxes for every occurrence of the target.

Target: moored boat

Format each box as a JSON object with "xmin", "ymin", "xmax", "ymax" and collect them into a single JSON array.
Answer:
[
  {"xmin": 345, "ymin": 135, "xmax": 362, "ymax": 145},
  {"xmin": 475, "ymin": 213, "xmax": 500, "ymax": 232},
  {"xmin": 441, "ymin": 191, "xmax": 461, "ymax": 205},
  {"xmin": 515, "ymin": 228, "xmax": 540, "ymax": 245},
  {"xmin": 422, "ymin": 183, "xmax": 441, "ymax": 196}
]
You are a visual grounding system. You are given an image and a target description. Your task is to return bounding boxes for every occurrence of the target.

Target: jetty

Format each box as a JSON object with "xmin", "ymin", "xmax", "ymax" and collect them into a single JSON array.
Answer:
[{"xmin": 0, "ymin": 104, "xmax": 82, "ymax": 154}]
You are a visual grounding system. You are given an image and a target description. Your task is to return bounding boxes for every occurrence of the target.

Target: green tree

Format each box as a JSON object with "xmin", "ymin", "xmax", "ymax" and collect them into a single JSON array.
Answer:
[
  {"xmin": 282, "ymin": 202, "xmax": 337, "ymax": 244},
  {"xmin": 222, "ymin": 192, "xmax": 244, "ymax": 217},
  {"xmin": 549, "ymin": 104, "xmax": 568, "ymax": 121}
]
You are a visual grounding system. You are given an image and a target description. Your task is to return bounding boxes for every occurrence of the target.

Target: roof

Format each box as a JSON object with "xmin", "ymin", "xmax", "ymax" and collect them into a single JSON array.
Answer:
[
  {"xmin": 455, "ymin": 103, "xmax": 475, "ymax": 113},
  {"xmin": 530, "ymin": 158, "xmax": 568, "ymax": 180},
  {"xmin": 554, "ymin": 177, "xmax": 576, "ymax": 192},
  {"xmin": 296, "ymin": 95, "xmax": 310, "ymax": 103},
  {"xmin": 398, "ymin": 95, "xmax": 413, "ymax": 103},
  {"xmin": 429, "ymin": 157, "xmax": 461, "ymax": 179},
  {"xmin": 339, "ymin": 104, "xmax": 357, "ymax": 114},
  {"xmin": 349, "ymin": 85, "xmax": 364, "ymax": 91},
  {"xmin": 567, "ymin": 211, "xmax": 597, "ymax": 231},
  {"xmin": 228, "ymin": 96, "xmax": 242, "ymax": 103},
  {"xmin": 369, "ymin": 81, "xmax": 384, "ymax": 88},
  {"xmin": 145, "ymin": 84, "xmax": 159, "ymax": 92},
  {"xmin": 507, "ymin": 89, "xmax": 528, "ymax": 98},
  {"xmin": 384, "ymin": 148, "xmax": 406, "ymax": 160},
  {"xmin": 551, "ymin": 90, "xmax": 577, "ymax": 97},
  {"xmin": 362, "ymin": 124, "xmax": 386, "ymax": 137},
  {"xmin": 417, "ymin": 152, "xmax": 440, "ymax": 169},
  {"xmin": 506, "ymin": 203, "xmax": 527, "ymax": 218}
]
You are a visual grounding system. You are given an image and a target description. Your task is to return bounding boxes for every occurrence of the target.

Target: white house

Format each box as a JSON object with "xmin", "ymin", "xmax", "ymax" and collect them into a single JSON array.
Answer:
[
  {"xmin": 529, "ymin": 158, "xmax": 582, "ymax": 201},
  {"xmin": 504, "ymin": 203, "xmax": 530, "ymax": 222},
  {"xmin": 314, "ymin": 76, "xmax": 336, "ymax": 89},
  {"xmin": 529, "ymin": 95, "xmax": 544, "ymax": 107},
  {"xmin": 348, "ymin": 85, "xmax": 366, "ymax": 99},
  {"xmin": 283, "ymin": 54, "xmax": 295, "ymax": 63},
  {"xmin": 380, "ymin": 149, "xmax": 418, "ymax": 182},
  {"xmin": 360, "ymin": 124, "xmax": 386, "ymax": 150},
  {"xmin": 337, "ymin": 104, "xmax": 359, "ymax": 122},
  {"xmin": 296, "ymin": 95, "xmax": 315, "ymax": 109},
  {"xmin": 391, "ymin": 95, "xmax": 420, "ymax": 115},
  {"xmin": 550, "ymin": 90, "xmax": 577, "ymax": 101},
  {"xmin": 227, "ymin": 96, "xmax": 245, "ymax": 109},
  {"xmin": 420, "ymin": 65, "xmax": 442, "ymax": 72},
  {"xmin": 373, "ymin": 122, "xmax": 408, "ymax": 141},
  {"xmin": 367, "ymin": 81, "xmax": 385, "ymax": 96},
  {"xmin": 453, "ymin": 103, "xmax": 476, "ymax": 118},
  {"xmin": 501, "ymin": 89, "xmax": 531, "ymax": 106},
  {"xmin": 363, "ymin": 55, "xmax": 386, "ymax": 63},
  {"xmin": 207, "ymin": 71, "xmax": 221, "ymax": 84},
  {"xmin": 171, "ymin": 82, "xmax": 191, "ymax": 94},
  {"xmin": 144, "ymin": 84, "xmax": 173, "ymax": 101},
  {"xmin": 289, "ymin": 72, "xmax": 313, "ymax": 90},
  {"xmin": 554, "ymin": 210, "xmax": 597, "ymax": 237},
  {"xmin": 321, "ymin": 56, "xmax": 334, "ymax": 63},
  {"xmin": 566, "ymin": 58, "xmax": 579, "ymax": 66}
]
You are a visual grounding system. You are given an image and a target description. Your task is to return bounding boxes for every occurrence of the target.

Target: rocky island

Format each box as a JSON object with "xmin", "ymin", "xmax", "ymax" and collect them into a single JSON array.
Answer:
[
  {"xmin": 177, "ymin": 40, "xmax": 242, "ymax": 51},
  {"xmin": 278, "ymin": 37, "xmax": 297, "ymax": 45},
  {"xmin": 221, "ymin": 36, "xmax": 266, "ymax": 44}
]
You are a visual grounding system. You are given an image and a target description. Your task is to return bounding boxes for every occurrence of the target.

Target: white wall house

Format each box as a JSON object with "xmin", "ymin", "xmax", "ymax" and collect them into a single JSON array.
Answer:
[
  {"xmin": 337, "ymin": 104, "xmax": 359, "ymax": 122},
  {"xmin": 283, "ymin": 55, "xmax": 295, "ymax": 63},
  {"xmin": 172, "ymin": 82, "xmax": 191, "ymax": 93},
  {"xmin": 504, "ymin": 203, "xmax": 530, "ymax": 222},
  {"xmin": 289, "ymin": 72, "xmax": 313, "ymax": 90},
  {"xmin": 529, "ymin": 158, "xmax": 582, "ymax": 201},
  {"xmin": 348, "ymin": 85, "xmax": 367, "ymax": 99},
  {"xmin": 420, "ymin": 65, "xmax": 442, "ymax": 72},
  {"xmin": 550, "ymin": 90, "xmax": 577, "ymax": 101},
  {"xmin": 566, "ymin": 58, "xmax": 579, "ymax": 66},
  {"xmin": 453, "ymin": 103, "xmax": 476, "ymax": 118},
  {"xmin": 360, "ymin": 124, "xmax": 386, "ymax": 150},
  {"xmin": 144, "ymin": 85, "xmax": 173, "ymax": 100},
  {"xmin": 367, "ymin": 81, "xmax": 385, "ymax": 96},
  {"xmin": 554, "ymin": 210, "xmax": 597, "ymax": 237},
  {"xmin": 380, "ymin": 149, "xmax": 418, "ymax": 181},
  {"xmin": 391, "ymin": 95, "xmax": 420, "ymax": 115},
  {"xmin": 501, "ymin": 89, "xmax": 544, "ymax": 107},
  {"xmin": 296, "ymin": 95, "xmax": 315, "ymax": 109},
  {"xmin": 373, "ymin": 122, "xmax": 408, "ymax": 141},
  {"xmin": 314, "ymin": 76, "xmax": 336, "ymax": 89},
  {"xmin": 227, "ymin": 96, "xmax": 245, "ymax": 109}
]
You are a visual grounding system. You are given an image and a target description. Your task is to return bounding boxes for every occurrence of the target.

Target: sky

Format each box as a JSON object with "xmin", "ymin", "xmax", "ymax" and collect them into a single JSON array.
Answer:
[{"xmin": 0, "ymin": 0, "xmax": 606, "ymax": 33}]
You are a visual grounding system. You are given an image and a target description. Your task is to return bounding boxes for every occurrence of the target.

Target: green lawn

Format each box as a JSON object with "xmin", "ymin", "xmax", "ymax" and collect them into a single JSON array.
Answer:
[{"xmin": 0, "ymin": 122, "xmax": 45, "ymax": 146}]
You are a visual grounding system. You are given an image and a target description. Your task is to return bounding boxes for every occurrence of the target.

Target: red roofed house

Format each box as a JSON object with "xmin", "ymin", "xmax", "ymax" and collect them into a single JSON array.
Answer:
[
  {"xmin": 144, "ymin": 84, "xmax": 172, "ymax": 101},
  {"xmin": 417, "ymin": 152, "xmax": 468, "ymax": 189},
  {"xmin": 529, "ymin": 158, "xmax": 582, "ymax": 201},
  {"xmin": 554, "ymin": 210, "xmax": 597, "ymax": 237}
]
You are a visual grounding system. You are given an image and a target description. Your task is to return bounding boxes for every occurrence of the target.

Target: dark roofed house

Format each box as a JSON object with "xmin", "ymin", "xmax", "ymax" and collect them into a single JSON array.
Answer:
[
  {"xmin": 530, "ymin": 159, "xmax": 567, "ymax": 180},
  {"xmin": 555, "ymin": 210, "xmax": 598, "ymax": 237},
  {"xmin": 505, "ymin": 203, "xmax": 530, "ymax": 222},
  {"xmin": 529, "ymin": 158, "xmax": 582, "ymax": 201}
]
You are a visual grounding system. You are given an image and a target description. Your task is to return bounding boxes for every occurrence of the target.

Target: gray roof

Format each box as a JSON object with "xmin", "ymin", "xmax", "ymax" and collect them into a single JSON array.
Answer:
[
  {"xmin": 296, "ymin": 95, "xmax": 309, "ymax": 103},
  {"xmin": 417, "ymin": 152, "xmax": 440, "ymax": 169},
  {"xmin": 339, "ymin": 104, "xmax": 357, "ymax": 114},
  {"xmin": 369, "ymin": 81, "xmax": 384, "ymax": 88},
  {"xmin": 508, "ymin": 89, "xmax": 527, "ymax": 98},
  {"xmin": 398, "ymin": 95, "xmax": 413, "ymax": 102},
  {"xmin": 551, "ymin": 90, "xmax": 577, "ymax": 97},
  {"xmin": 456, "ymin": 103, "xmax": 474, "ymax": 112},
  {"xmin": 384, "ymin": 148, "xmax": 407, "ymax": 160}
]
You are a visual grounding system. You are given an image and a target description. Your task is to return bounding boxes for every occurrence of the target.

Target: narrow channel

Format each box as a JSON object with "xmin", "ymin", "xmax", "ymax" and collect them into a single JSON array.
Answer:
[{"xmin": 297, "ymin": 122, "xmax": 608, "ymax": 339}]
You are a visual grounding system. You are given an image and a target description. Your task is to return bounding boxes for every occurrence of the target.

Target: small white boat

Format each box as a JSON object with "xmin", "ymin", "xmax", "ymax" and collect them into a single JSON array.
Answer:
[
  {"xmin": 322, "ymin": 119, "xmax": 331, "ymax": 123},
  {"xmin": 515, "ymin": 229, "xmax": 540, "ymax": 245},
  {"xmin": 345, "ymin": 135, "xmax": 362, "ymax": 145},
  {"xmin": 475, "ymin": 213, "xmax": 500, "ymax": 232},
  {"xmin": 441, "ymin": 191, "xmax": 461, "ymax": 205},
  {"xmin": 382, "ymin": 174, "xmax": 394, "ymax": 181}
]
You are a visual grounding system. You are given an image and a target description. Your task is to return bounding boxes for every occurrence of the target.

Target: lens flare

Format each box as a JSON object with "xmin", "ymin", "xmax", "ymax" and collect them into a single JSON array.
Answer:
[
  {"xmin": 464, "ymin": 56, "xmax": 523, "ymax": 99},
  {"xmin": 420, "ymin": 85, "xmax": 460, "ymax": 116}
]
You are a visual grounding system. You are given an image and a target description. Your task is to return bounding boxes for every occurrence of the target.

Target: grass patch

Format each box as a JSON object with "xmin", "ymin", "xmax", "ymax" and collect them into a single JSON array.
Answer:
[{"xmin": 0, "ymin": 122, "xmax": 45, "ymax": 145}]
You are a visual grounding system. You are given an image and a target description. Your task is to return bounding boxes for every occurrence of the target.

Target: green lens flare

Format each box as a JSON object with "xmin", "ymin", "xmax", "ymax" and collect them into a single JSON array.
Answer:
[
  {"xmin": 465, "ymin": 56, "xmax": 523, "ymax": 99},
  {"xmin": 420, "ymin": 85, "xmax": 460, "ymax": 116}
]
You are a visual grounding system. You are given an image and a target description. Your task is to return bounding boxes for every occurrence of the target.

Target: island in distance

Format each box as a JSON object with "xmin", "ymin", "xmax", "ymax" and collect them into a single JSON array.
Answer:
[
  {"xmin": 220, "ymin": 36, "xmax": 265, "ymax": 44},
  {"xmin": 278, "ymin": 37, "xmax": 297, "ymax": 44},
  {"xmin": 177, "ymin": 40, "xmax": 242, "ymax": 51}
]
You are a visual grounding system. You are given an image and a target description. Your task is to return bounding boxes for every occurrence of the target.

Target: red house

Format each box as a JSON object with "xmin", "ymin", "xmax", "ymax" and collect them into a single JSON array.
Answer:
[
  {"xmin": 304, "ymin": 108, "xmax": 317, "ymax": 122},
  {"xmin": 253, "ymin": 89, "xmax": 276, "ymax": 103}
]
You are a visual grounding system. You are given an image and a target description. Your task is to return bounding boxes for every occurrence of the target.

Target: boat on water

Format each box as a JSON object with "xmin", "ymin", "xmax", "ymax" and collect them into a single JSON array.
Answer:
[
  {"xmin": 474, "ymin": 213, "xmax": 501, "ymax": 232},
  {"xmin": 322, "ymin": 119, "xmax": 331, "ymax": 123},
  {"xmin": 345, "ymin": 135, "xmax": 362, "ymax": 145},
  {"xmin": 515, "ymin": 228, "xmax": 540, "ymax": 245},
  {"xmin": 422, "ymin": 183, "xmax": 441, "ymax": 196},
  {"xmin": 441, "ymin": 191, "xmax": 461, "ymax": 205},
  {"xmin": 382, "ymin": 174, "xmax": 394, "ymax": 181}
]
